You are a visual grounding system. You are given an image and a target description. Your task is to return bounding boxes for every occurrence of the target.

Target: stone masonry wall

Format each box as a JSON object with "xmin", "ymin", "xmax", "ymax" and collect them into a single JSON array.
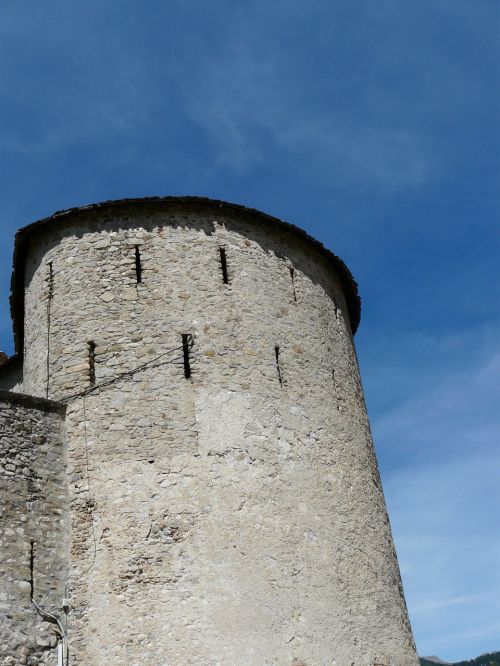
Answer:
[
  {"xmin": 18, "ymin": 202, "xmax": 418, "ymax": 665},
  {"xmin": 0, "ymin": 391, "xmax": 67, "ymax": 666}
]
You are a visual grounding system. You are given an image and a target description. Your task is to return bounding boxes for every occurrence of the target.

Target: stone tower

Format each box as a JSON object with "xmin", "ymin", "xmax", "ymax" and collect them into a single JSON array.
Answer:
[{"xmin": 0, "ymin": 197, "xmax": 419, "ymax": 665}]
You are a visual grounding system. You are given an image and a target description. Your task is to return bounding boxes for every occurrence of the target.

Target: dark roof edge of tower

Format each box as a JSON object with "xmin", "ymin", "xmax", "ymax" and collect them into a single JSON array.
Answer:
[{"xmin": 10, "ymin": 196, "xmax": 361, "ymax": 353}]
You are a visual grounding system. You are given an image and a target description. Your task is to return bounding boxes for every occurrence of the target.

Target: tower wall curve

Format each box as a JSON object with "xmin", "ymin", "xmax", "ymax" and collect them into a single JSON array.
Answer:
[{"xmin": 18, "ymin": 200, "xmax": 417, "ymax": 665}]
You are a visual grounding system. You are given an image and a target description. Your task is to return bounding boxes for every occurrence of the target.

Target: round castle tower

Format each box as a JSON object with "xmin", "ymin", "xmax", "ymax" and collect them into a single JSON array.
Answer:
[{"xmin": 10, "ymin": 198, "xmax": 418, "ymax": 665}]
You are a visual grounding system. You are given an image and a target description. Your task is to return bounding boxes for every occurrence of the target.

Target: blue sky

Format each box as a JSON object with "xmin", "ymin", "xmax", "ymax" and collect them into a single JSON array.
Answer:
[{"xmin": 0, "ymin": 1, "xmax": 498, "ymax": 660}]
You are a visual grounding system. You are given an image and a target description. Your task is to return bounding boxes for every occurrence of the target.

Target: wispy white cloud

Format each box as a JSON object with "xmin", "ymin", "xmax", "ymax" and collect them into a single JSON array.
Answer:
[
  {"xmin": 376, "ymin": 351, "xmax": 500, "ymax": 460},
  {"xmin": 170, "ymin": 0, "xmax": 488, "ymax": 189},
  {"xmin": 387, "ymin": 453, "xmax": 500, "ymax": 659},
  {"xmin": 179, "ymin": 30, "xmax": 437, "ymax": 187},
  {"xmin": 377, "ymin": 350, "xmax": 500, "ymax": 660},
  {"xmin": 411, "ymin": 591, "xmax": 499, "ymax": 614},
  {"xmin": 0, "ymin": 0, "xmax": 491, "ymax": 194}
]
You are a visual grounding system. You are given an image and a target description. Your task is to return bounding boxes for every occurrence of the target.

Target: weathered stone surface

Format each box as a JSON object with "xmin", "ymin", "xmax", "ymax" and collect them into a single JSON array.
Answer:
[{"xmin": 1, "ymin": 199, "xmax": 419, "ymax": 665}]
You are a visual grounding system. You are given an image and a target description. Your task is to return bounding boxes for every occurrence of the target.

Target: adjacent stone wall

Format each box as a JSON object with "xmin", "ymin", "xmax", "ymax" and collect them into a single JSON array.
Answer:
[
  {"xmin": 0, "ymin": 391, "xmax": 67, "ymax": 666},
  {"xmin": 16, "ymin": 201, "xmax": 418, "ymax": 665}
]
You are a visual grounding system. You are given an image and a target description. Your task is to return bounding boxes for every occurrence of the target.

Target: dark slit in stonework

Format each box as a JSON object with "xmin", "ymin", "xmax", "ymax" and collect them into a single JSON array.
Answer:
[
  {"xmin": 182, "ymin": 334, "xmax": 192, "ymax": 379},
  {"xmin": 29, "ymin": 541, "xmax": 35, "ymax": 599},
  {"xmin": 88, "ymin": 341, "xmax": 96, "ymax": 386},
  {"xmin": 219, "ymin": 247, "xmax": 229, "ymax": 284},
  {"xmin": 289, "ymin": 266, "xmax": 297, "ymax": 302},
  {"xmin": 135, "ymin": 245, "xmax": 142, "ymax": 284},
  {"xmin": 47, "ymin": 261, "xmax": 54, "ymax": 299},
  {"xmin": 275, "ymin": 346, "xmax": 283, "ymax": 386}
]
